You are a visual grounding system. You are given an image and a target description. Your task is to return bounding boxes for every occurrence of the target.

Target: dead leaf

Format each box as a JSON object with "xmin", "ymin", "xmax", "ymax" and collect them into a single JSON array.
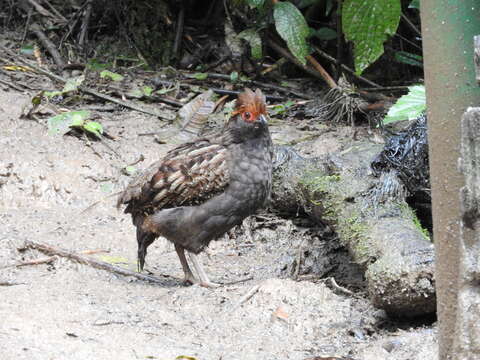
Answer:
[{"xmin": 272, "ymin": 305, "xmax": 289, "ymax": 321}]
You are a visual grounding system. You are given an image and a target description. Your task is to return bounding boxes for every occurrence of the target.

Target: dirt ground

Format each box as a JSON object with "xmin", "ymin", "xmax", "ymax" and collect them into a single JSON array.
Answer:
[{"xmin": 0, "ymin": 89, "xmax": 437, "ymax": 360}]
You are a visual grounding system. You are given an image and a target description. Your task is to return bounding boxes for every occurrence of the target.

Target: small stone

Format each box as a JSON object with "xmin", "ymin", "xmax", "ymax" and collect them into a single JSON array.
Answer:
[{"xmin": 382, "ymin": 339, "xmax": 402, "ymax": 353}]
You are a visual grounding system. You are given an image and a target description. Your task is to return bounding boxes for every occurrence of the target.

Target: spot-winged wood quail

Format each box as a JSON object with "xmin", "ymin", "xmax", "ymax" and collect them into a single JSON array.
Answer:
[{"xmin": 117, "ymin": 88, "xmax": 273, "ymax": 287}]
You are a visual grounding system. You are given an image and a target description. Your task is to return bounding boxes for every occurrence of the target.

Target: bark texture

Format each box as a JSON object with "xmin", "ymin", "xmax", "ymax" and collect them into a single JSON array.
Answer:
[
  {"xmin": 271, "ymin": 141, "xmax": 435, "ymax": 317},
  {"xmin": 454, "ymin": 107, "xmax": 480, "ymax": 357}
]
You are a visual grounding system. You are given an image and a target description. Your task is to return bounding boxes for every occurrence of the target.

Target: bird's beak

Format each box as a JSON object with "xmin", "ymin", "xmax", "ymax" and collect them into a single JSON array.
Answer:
[{"xmin": 258, "ymin": 114, "xmax": 267, "ymax": 125}]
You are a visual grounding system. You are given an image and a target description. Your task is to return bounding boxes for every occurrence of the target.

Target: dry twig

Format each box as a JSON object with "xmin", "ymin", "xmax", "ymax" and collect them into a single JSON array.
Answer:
[
  {"xmin": 16, "ymin": 256, "xmax": 57, "ymax": 267},
  {"xmin": 0, "ymin": 45, "xmax": 173, "ymax": 120},
  {"xmin": 180, "ymin": 71, "xmax": 312, "ymax": 100},
  {"xmin": 30, "ymin": 23, "xmax": 65, "ymax": 67},
  {"xmin": 23, "ymin": 240, "xmax": 174, "ymax": 284},
  {"xmin": 313, "ymin": 46, "xmax": 381, "ymax": 88},
  {"xmin": 267, "ymin": 38, "xmax": 337, "ymax": 88},
  {"xmin": 231, "ymin": 283, "xmax": 261, "ymax": 311}
]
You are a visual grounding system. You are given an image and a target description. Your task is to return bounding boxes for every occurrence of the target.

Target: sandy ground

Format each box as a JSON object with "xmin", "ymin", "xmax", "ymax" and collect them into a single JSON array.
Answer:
[{"xmin": 0, "ymin": 89, "xmax": 437, "ymax": 360}]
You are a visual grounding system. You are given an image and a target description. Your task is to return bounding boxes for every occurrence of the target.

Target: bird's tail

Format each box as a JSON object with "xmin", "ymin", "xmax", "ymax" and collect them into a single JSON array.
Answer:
[{"xmin": 134, "ymin": 214, "xmax": 156, "ymax": 272}]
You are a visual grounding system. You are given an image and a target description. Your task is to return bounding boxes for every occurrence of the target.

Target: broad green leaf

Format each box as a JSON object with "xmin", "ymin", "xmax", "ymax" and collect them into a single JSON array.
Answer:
[
  {"xmin": 47, "ymin": 110, "xmax": 90, "ymax": 136},
  {"xmin": 238, "ymin": 29, "xmax": 263, "ymax": 59},
  {"xmin": 100, "ymin": 70, "xmax": 124, "ymax": 81},
  {"xmin": 343, "ymin": 0, "xmax": 401, "ymax": 74},
  {"xmin": 142, "ymin": 86, "xmax": 154, "ymax": 96},
  {"xmin": 274, "ymin": 2, "xmax": 310, "ymax": 65},
  {"xmin": 383, "ymin": 85, "xmax": 426, "ymax": 125},
  {"xmin": 192, "ymin": 72, "xmax": 208, "ymax": 80},
  {"xmin": 70, "ymin": 112, "xmax": 86, "ymax": 127},
  {"xmin": 63, "ymin": 75, "xmax": 84, "ymax": 92},
  {"xmin": 394, "ymin": 51, "xmax": 423, "ymax": 68},
  {"xmin": 313, "ymin": 27, "xmax": 338, "ymax": 41},
  {"xmin": 246, "ymin": 0, "xmax": 264, "ymax": 8},
  {"xmin": 83, "ymin": 121, "xmax": 103, "ymax": 138},
  {"xmin": 409, "ymin": 0, "xmax": 420, "ymax": 9}
]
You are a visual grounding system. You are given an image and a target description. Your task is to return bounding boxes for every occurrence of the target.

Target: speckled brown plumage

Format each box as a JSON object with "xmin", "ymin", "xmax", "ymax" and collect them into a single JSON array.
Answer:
[{"xmin": 117, "ymin": 88, "xmax": 273, "ymax": 286}]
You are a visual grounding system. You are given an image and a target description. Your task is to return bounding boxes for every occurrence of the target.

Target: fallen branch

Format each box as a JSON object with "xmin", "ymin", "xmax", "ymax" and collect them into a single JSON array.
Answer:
[
  {"xmin": 30, "ymin": 22, "xmax": 65, "ymax": 67},
  {"xmin": 180, "ymin": 71, "xmax": 312, "ymax": 100},
  {"xmin": 272, "ymin": 143, "xmax": 436, "ymax": 317},
  {"xmin": 23, "ymin": 240, "xmax": 173, "ymax": 284},
  {"xmin": 152, "ymin": 78, "xmax": 286, "ymax": 102}
]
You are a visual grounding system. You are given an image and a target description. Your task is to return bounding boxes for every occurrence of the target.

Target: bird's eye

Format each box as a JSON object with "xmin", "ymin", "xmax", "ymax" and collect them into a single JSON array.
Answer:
[{"xmin": 243, "ymin": 112, "xmax": 252, "ymax": 121}]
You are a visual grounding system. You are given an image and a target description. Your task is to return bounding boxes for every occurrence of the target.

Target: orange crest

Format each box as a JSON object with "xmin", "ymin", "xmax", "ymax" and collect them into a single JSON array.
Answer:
[{"xmin": 232, "ymin": 88, "xmax": 267, "ymax": 123}]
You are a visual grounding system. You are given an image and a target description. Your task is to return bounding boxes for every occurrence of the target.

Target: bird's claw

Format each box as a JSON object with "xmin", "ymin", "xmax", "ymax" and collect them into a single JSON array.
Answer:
[{"xmin": 200, "ymin": 281, "xmax": 221, "ymax": 288}]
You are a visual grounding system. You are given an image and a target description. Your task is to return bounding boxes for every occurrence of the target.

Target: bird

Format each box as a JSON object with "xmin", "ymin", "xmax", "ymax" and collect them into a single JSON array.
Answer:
[{"xmin": 117, "ymin": 88, "xmax": 273, "ymax": 287}]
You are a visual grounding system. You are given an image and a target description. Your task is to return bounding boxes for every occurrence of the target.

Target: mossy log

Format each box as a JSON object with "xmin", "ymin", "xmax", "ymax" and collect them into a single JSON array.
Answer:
[{"xmin": 271, "ymin": 142, "xmax": 436, "ymax": 317}]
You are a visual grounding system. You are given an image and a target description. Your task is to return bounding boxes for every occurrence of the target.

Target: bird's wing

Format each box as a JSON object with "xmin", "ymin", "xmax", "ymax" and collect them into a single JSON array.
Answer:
[{"xmin": 117, "ymin": 138, "xmax": 230, "ymax": 213}]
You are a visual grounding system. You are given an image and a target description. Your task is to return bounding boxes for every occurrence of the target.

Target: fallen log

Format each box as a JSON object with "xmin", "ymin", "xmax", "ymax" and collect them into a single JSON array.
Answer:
[{"xmin": 271, "ymin": 141, "xmax": 435, "ymax": 317}]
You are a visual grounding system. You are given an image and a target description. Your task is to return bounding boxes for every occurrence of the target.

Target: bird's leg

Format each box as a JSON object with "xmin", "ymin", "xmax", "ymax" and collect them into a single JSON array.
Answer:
[
  {"xmin": 188, "ymin": 252, "xmax": 220, "ymax": 288},
  {"xmin": 174, "ymin": 244, "xmax": 198, "ymax": 285}
]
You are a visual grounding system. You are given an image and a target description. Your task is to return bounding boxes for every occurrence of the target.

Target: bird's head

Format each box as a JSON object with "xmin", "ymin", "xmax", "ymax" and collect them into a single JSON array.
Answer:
[
  {"xmin": 226, "ymin": 88, "xmax": 269, "ymax": 142},
  {"xmin": 232, "ymin": 88, "xmax": 268, "ymax": 125}
]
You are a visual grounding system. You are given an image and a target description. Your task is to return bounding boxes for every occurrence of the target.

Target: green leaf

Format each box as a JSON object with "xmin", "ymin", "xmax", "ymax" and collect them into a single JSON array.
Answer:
[
  {"xmin": 83, "ymin": 121, "xmax": 103, "ymax": 138},
  {"xmin": 63, "ymin": 75, "xmax": 84, "ymax": 92},
  {"xmin": 313, "ymin": 27, "xmax": 338, "ymax": 41},
  {"xmin": 44, "ymin": 91, "xmax": 63, "ymax": 99},
  {"xmin": 274, "ymin": 2, "xmax": 310, "ymax": 65},
  {"xmin": 343, "ymin": 0, "xmax": 401, "ymax": 74},
  {"xmin": 47, "ymin": 110, "xmax": 90, "ymax": 136},
  {"xmin": 409, "ymin": 0, "xmax": 420, "ymax": 9},
  {"xmin": 123, "ymin": 166, "xmax": 137, "ymax": 176},
  {"xmin": 32, "ymin": 94, "xmax": 43, "ymax": 105},
  {"xmin": 230, "ymin": 71, "xmax": 239, "ymax": 83},
  {"xmin": 269, "ymin": 100, "xmax": 295, "ymax": 116},
  {"xmin": 20, "ymin": 45, "xmax": 34, "ymax": 56},
  {"xmin": 192, "ymin": 72, "xmax": 208, "ymax": 80},
  {"xmin": 246, "ymin": 0, "xmax": 264, "ymax": 8},
  {"xmin": 238, "ymin": 28, "xmax": 263, "ymax": 59},
  {"xmin": 394, "ymin": 51, "xmax": 423, "ymax": 68},
  {"xmin": 383, "ymin": 85, "xmax": 426, "ymax": 125},
  {"xmin": 70, "ymin": 112, "xmax": 86, "ymax": 127},
  {"xmin": 156, "ymin": 87, "xmax": 174, "ymax": 95},
  {"xmin": 100, "ymin": 70, "xmax": 124, "ymax": 81},
  {"xmin": 142, "ymin": 86, "xmax": 154, "ymax": 96}
]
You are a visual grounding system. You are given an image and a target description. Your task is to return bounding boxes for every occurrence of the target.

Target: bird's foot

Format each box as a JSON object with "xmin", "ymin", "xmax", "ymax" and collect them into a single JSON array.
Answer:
[
  {"xmin": 182, "ymin": 272, "xmax": 199, "ymax": 286},
  {"xmin": 199, "ymin": 280, "xmax": 221, "ymax": 288},
  {"xmin": 182, "ymin": 275, "xmax": 220, "ymax": 288}
]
